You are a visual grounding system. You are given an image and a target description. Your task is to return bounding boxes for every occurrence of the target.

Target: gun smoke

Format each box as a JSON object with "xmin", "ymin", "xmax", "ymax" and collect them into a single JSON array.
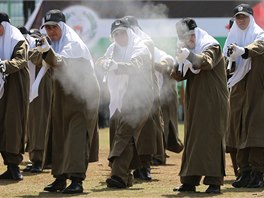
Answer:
[{"xmin": 51, "ymin": 1, "xmax": 182, "ymax": 127}]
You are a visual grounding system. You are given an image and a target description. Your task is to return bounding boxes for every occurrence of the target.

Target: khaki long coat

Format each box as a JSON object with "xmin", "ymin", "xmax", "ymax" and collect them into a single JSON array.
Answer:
[
  {"xmin": 239, "ymin": 40, "xmax": 264, "ymax": 148},
  {"xmin": 160, "ymin": 77, "xmax": 183, "ymax": 153},
  {"xmin": 42, "ymin": 49, "xmax": 100, "ymax": 176},
  {"xmin": 26, "ymin": 50, "xmax": 52, "ymax": 155},
  {"xmin": 226, "ymin": 77, "xmax": 246, "ymax": 150},
  {"xmin": 171, "ymin": 45, "xmax": 228, "ymax": 177},
  {"xmin": 0, "ymin": 41, "xmax": 29, "ymax": 154},
  {"xmin": 108, "ymin": 54, "xmax": 154, "ymax": 168}
]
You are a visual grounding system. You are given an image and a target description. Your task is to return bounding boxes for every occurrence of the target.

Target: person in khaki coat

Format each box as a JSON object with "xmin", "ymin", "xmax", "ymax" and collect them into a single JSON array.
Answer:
[
  {"xmin": 163, "ymin": 18, "xmax": 228, "ymax": 194},
  {"xmin": 17, "ymin": 27, "xmax": 52, "ymax": 173},
  {"xmin": 122, "ymin": 16, "xmax": 165, "ymax": 181},
  {"xmin": 27, "ymin": 48, "xmax": 52, "ymax": 173},
  {"xmin": 36, "ymin": 9, "xmax": 100, "ymax": 194},
  {"xmin": 97, "ymin": 18, "xmax": 154, "ymax": 188},
  {"xmin": 224, "ymin": 18, "xmax": 240, "ymax": 178},
  {"xmin": 224, "ymin": 4, "xmax": 264, "ymax": 188},
  {"xmin": 0, "ymin": 13, "xmax": 29, "ymax": 181}
]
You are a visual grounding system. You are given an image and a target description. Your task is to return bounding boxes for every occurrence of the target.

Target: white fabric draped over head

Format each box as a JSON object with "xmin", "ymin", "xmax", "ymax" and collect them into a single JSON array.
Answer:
[
  {"xmin": 180, "ymin": 27, "xmax": 219, "ymax": 76},
  {"xmin": 0, "ymin": 22, "xmax": 25, "ymax": 98},
  {"xmin": 131, "ymin": 25, "xmax": 151, "ymax": 41},
  {"xmin": 191, "ymin": 27, "xmax": 219, "ymax": 54},
  {"xmin": 0, "ymin": 21, "xmax": 25, "ymax": 60},
  {"xmin": 43, "ymin": 21, "xmax": 98, "ymax": 108},
  {"xmin": 112, "ymin": 28, "xmax": 150, "ymax": 62},
  {"xmin": 223, "ymin": 15, "xmax": 264, "ymax": 88},
  {"xmin": 46, "ymin": 22, "xmax": 93, "ymax": 64}
]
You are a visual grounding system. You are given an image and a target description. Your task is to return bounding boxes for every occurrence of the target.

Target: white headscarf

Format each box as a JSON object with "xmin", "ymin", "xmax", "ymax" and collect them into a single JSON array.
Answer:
[
  {"xmin": 223, "ymin": 15, "xmax": 264, "ymax": 88},
  {"xmin": 46, "ymin": 21, "xmax": 93, "ymax": 64},
  {"xmin": 0, "ymin": 21, "xmax": 25, "ymax": 98},
  {"xmin": 112, "ymin": 28, "xmax": 149, "ymax": 62},
  {"xmin": 131, "ymin": 25, "xmax": 151, "ymax": 41},
  {"xmin": 0, "ymin": 21, "xmax": 25, "ymax": 60},
  {"xmin": 43, "ymin": 21, "xmax": 97, "ymax": 107},
  {"xmin": 180, "ymin": 27, "xmax": 219, "ymax": 76},
  {"xmin": 192, "ymin": 27, "xmax": 219, "ymax": 54}
]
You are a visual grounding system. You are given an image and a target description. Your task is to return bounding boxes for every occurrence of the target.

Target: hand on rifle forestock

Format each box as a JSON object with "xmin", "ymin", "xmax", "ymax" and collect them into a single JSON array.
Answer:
[
  {"xmin": 0, "ymin": 59, "xmax": 7, "ymax": 82},
  {"xmin": 102, "ymin": 59, "xmax": 118, "ymax": 83},
  {"xmin": 227, "ymin": 44, "xmax": 245, "ymax": 60},
  {"xmin": 36, "ymin": 36, "xmax": 50, "ymax": 53},
  {"xmin": 176, "ymin": 47, "xmax": 190, "ymax": 76},
  {"xmin": 226, "ymin": 44, "xmax": 245, "ymax": 74},
  {"xmin": 103, "ymin": 59, "xmax": 118, "ymax": 71}
]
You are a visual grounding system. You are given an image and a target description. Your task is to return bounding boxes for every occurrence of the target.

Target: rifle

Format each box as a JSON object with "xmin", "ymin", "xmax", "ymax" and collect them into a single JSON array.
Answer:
[
  {"xmin": 0, "ymin": 60, "xmax": 7, "ymax": 82},
  {"xmin": 175, "ymin": 41, "xmax": 185, "ymax": 76},
  {"xmin": 35, "ymin": 36, "xmax": 51, "ymax": 47},
  {"xmin": 102, "ymin": 46, "xmax": 115, "ymax": 83}
]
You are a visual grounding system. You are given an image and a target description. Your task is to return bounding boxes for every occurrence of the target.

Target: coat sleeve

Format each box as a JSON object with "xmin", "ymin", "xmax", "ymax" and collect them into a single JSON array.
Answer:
[
  {"xmin": 29, "ymin": 48, "xmax": 43, "ymax": 67},
  {"xmin": 169, "ymin": 64, "xmax": 188, "ymax": 81},
  {"xmin": 3, "ymin": 40, "xmax": 28, "ymax": 74},
  {"xmin": 115, "ymin": 53, "xmax": 152, "ymax": 75},
  {"xmin": 187, "ymin": 45, "xmax": 223, "ymax": 71},
  {"xmin": 42, "ymin": 48, "xmax": 62, "ymax": 67},
  {"xmin": 245, "ymin": 40, "xmax": 264, "ymax": 58}
]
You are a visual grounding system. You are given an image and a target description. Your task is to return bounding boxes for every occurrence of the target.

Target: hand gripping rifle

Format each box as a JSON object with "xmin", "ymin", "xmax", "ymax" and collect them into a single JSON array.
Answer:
[
  {"xmin": 35, "ymin": 38, "xmax": 43, "ymax": 47},
  {"xmin": 227, "ymin": 46, "xmax": 236, "ymax": 74}
]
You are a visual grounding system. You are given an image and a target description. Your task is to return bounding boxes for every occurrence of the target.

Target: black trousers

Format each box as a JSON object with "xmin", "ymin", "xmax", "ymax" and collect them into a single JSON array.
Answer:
[
  {"xmin": 237, "ymin": 147, "xmax": 264, "ymax": 173},
  {"xmin": 1, "ymin": 151, "xmax": 23, "ymax": 166}
]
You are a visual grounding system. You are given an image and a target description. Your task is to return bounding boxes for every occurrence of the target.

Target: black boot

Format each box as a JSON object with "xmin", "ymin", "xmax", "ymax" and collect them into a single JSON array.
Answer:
[
  {"xmin": 205, "ymin": 185, "xmax": 221, "ymax": 193},
  {"xmin": 151, "ymin": 158, "xmax": 163, "ymax": 166},
  {"xmin": 106, "ymin": 175, "xmax": 127, "ymax": 188},
  {"xmin": 23, "ymin": 163, "xmax": 32, "ymax": 172},
  {"xmin": 232, "ymin": 170, "xmax": 251, "ymax": 188},
  {"xmin": 139, "ymin": 167, "xmax": 152, "ymax": 181},
  {"xmin": 133, "ymin": 169, "xmax": 140, "ymax": 179},
  {"xmin": 44, "ymin": 179, "xmax": 66, "ymax": 192},
  {"xmin": 8, "ymin": 164, "xmax": 23, "ymax": 180},
  {"xmin": 0, "ymin": 166, "xmax": 23, "ymax": 181},
  {"xmin": 0, "ymin": 164, "xmax": 23, "ymax": 180},
  {"xmin": 246, "ymin": 170, "xmax": 264, "ymax": 188},
  {"xmin": 62, "ymin": 178, "xmax": 83, "ymax": 194},
  {"xmin": 31, "ymin": 161, "xmax": 42, "ymax": 173},
  {"xmin": 0, "ymin": 169, "xmax": 11, "ymax": 180},
  {"xmin": 173, "ymin": 184, "xmax": 196, "ymax": 192}
]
